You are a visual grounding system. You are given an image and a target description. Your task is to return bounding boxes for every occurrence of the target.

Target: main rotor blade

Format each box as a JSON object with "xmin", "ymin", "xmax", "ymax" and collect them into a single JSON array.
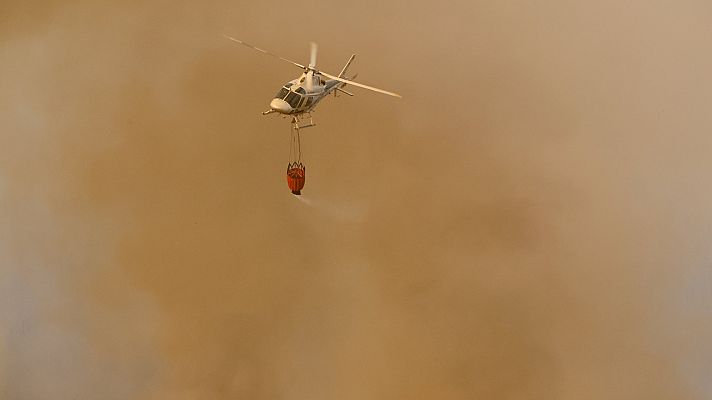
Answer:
[
  {"xmin": 309, "ymin": 42, "xmax": 318, "ymax": 69},
  {"xmin": 223, "ymin": 35, "xmax": 306, "ymax": 70},
  {"xmin": 320, "ymin": 72, "xmax": 402, "ymax": 98}
]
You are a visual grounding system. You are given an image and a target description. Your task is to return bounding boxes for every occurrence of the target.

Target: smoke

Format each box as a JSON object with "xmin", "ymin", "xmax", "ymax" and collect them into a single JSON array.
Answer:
[
  {"xmin": 293, "ymin": 194, "xmax": 367, "ymax": 223},
  {"xmin": 293, "ymin": 195, "xmax": 312, "ymax": 206},
  {"xmin": 2, "ymin": 0, "xmax": 712, "ymax": 399}
]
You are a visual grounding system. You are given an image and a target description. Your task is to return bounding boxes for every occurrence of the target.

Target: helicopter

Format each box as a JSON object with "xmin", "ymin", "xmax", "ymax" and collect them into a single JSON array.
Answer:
[{"xmin": 224, "ymin": 35, "xmax": 401, "ymax": 130}]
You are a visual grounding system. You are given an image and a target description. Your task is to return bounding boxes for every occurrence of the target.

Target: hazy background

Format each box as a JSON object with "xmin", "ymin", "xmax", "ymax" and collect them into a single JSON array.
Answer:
[{"xmin": 2, "ymin": 1, "xmax": 711, "ymax": 399}]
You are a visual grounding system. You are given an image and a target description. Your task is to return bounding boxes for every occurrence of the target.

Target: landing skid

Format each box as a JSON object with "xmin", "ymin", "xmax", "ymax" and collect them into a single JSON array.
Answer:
[{"xmin": 291, "ymin": 113, "xmax": 316, "ymax": 130}]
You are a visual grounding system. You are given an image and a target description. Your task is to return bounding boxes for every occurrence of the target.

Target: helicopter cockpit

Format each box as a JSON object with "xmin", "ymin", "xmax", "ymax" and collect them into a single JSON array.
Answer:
[{"xmin": 274, "ymin": 83, "xmax": 305, "ymax": 109}]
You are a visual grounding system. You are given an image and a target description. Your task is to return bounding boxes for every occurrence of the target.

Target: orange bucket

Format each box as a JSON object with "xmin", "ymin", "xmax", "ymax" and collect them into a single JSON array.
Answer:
[{"xmin": 286, "ymin": 162, "xmax": 305, "ymax": 195}]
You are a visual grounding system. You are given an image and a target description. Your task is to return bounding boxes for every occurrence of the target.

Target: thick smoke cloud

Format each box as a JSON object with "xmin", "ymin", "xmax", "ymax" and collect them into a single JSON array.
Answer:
[{"xmin": 2, "ymin": 1, "xmax": 711, "ymax": 399}]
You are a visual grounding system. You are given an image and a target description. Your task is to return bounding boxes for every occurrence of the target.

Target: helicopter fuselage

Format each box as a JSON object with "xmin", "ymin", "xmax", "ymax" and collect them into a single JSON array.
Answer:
[{"xmin": 268, "ymin": 71, "xmax": 345, "ymax": 116}]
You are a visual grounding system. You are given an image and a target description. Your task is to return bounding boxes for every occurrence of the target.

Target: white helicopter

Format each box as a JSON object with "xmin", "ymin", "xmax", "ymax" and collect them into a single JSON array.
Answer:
[{"xmin": 224, "ymin": 35, "xmax": 401, "ymax": 129}]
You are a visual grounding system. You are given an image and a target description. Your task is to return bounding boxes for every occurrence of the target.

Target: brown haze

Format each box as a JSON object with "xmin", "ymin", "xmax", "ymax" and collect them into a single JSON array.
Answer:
[{"xmin": 2, "ymin": 1, "xmax": 712, "ymax": 399}]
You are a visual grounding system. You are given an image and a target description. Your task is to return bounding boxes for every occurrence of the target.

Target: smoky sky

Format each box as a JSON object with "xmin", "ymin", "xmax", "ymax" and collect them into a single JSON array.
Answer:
[{"xmin": 2, "ymin": 1, "xmax": 712, "ymax": 399}]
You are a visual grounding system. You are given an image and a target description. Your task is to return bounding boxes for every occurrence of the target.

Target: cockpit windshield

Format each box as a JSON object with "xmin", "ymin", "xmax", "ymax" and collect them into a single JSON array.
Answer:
[
  {"xmin": 275, "ymin": 87, "xmax": 289, "ymax": 99},
  {"xmin": 274, "ymin": 82, "xmax": 302, "ymax": 109},
  {"xmin": 284, "ymin": 91, "xmax": 301, "ymax": 108},
  {"xmin": 274, "ymin": 83, "xmax": 294, "ymax": 100}
]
